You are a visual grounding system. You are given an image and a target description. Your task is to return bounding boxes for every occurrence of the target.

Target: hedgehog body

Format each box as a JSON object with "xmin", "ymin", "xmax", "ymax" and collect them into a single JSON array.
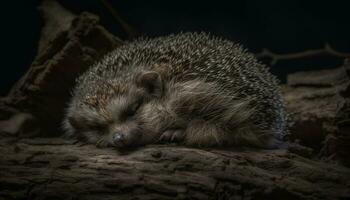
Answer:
[{"xmin": 63, "ymin": 32, "xmax": 288, "ymax": 148}]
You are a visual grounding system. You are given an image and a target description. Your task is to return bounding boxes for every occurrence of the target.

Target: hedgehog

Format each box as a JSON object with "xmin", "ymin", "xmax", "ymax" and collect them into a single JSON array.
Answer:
[{"xmin": 63, "ymin": 32, "xmax": 288, "ymax": 149}]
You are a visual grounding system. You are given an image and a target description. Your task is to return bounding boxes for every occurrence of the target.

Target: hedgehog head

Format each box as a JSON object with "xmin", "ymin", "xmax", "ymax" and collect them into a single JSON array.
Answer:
[{"xmin": 63, "ymin": 71, "xmax": 164, "ymax": 148}]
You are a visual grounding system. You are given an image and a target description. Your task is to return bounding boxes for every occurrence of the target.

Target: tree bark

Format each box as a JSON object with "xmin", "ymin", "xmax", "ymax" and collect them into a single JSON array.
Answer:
[{"xmin": 1, "ymin": 137, "xmax": 349, "ymax": 200}]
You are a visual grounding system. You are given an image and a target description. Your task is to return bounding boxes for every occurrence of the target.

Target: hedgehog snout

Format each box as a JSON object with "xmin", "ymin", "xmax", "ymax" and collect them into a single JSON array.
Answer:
[
  {"xmin": 109, "ymin": 121, "xmax": 142, "ymax": 148},
  {"xmin": 112, "ymin": 131, "xmax": 127, "ymax": 147}
]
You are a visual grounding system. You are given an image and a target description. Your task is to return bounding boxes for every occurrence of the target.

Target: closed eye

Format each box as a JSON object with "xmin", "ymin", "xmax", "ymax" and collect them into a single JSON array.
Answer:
[
  {"xmin": 88, "ymin": 123, "xmax": 106, "ymax": 132},
  {"xmin": 125, "ymin": 99, "xmax": 143, "ymax": 118},
  {"xmin": 68, "ymin": 116, "xmax": 106, "ymax": 132}
]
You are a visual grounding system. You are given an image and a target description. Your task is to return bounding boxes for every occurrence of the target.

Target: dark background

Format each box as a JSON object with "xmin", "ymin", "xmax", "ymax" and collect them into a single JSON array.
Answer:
[{"xmin": 1, "ymin": 0, "xmax": 350, "ymax": 95}]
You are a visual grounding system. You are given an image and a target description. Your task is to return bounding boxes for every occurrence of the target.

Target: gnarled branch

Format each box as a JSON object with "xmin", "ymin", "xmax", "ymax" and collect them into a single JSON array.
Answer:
[{"xmin": 256, "ymin": 44, "xmax": 350, "ymax": 65}]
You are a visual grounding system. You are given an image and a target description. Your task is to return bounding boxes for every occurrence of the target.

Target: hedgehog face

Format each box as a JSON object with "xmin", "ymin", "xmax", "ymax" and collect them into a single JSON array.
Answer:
[
  {"xmin": 64, "ymin": 71, "xmax": 164, "ymax": 148},
  {"xmin": 102, "ymin": 91, "xmax": 146, "ymax": 148}
]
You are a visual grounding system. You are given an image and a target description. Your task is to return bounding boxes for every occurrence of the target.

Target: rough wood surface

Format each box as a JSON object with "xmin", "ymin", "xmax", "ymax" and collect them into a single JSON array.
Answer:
[
  {"xmin": 282, "ymin": 62, "xmax": 350, "ymax": 166},
  {"xmin": 1, "ymin": 1, "xmax": 122, "ymax": 136},
  {"xmin": 0, "ymin": 137, "xmax": 349, "ymax": 200}
]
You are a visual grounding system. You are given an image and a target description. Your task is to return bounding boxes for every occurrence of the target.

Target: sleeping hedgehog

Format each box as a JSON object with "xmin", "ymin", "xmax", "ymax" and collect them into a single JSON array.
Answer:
[{"xmin": 63, "ymin": 32, "xmax": 288, "ymax": 149}]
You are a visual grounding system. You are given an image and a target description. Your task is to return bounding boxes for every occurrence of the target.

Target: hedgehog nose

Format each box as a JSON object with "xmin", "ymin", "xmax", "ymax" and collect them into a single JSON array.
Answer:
[{"xmin": 113, "ymin": 132, "xmax": 125, "ymax": 146}]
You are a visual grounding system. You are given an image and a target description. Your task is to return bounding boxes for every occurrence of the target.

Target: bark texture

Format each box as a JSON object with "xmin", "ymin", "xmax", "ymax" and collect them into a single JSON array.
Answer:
[
  {"xmin": 0, "ymin": 137, "xmax": 349, "ymax": 200},
  {"xmin": 282, "ymin": 62, "xmax": 350, "ymax": 166},
  {"xmin": 0, "ymin": 0, "xmax": 122, "ymax": 136}
]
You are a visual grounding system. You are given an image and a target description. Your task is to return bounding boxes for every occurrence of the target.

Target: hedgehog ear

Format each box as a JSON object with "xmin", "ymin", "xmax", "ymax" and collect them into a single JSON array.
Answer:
[{"xmin": 136, "ymin": 71, "xmax": 163, "ymax": 97}]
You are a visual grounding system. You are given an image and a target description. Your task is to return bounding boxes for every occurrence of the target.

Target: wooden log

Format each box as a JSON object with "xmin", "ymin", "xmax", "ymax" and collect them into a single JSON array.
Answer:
[{"xmin": 0, "ymin": 137, "xmax": 349, "ymax": 200}]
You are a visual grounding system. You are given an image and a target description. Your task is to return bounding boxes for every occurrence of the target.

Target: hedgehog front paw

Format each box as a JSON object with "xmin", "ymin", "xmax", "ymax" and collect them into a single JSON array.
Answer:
[{"xmin": 159, "ymin": 129, "xmax": 185, "ymax": 143}]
